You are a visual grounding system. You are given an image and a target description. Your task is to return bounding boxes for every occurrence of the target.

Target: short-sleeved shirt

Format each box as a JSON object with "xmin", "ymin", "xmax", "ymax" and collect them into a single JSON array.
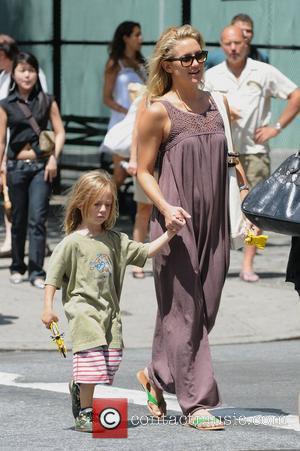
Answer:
[
  {"xmin": 205, "ymin": 58, "xmax": 297, "ymax": 154},
  {"xmin": 0, "ymin": 89, "xmax": 53, "ymax": 159},
  {"xmin": 45, "ymin": 230, "xmax": 149, "ymax": 353}
]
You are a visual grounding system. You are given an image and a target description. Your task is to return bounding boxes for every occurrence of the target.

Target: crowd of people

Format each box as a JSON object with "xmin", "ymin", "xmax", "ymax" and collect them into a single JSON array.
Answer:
[{"xmin": 1, "ymin": 13, "xmax": 300, "ymax": 433}]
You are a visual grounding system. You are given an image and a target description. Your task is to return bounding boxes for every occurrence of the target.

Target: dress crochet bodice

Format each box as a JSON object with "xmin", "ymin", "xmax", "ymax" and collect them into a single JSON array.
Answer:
[{"xmin": 159, "ymin": 98, "xmax": 225, "ymax": 152}]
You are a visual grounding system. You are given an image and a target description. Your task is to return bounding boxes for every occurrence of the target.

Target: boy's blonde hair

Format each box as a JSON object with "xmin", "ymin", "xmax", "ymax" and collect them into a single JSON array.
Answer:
[
  {"xmin": 64, "ymin": 170, "xmax": 118, "ymax": 234},
  {"xmin": 147, "ymin": 25, "xmax": 205, "ymax": 99}
]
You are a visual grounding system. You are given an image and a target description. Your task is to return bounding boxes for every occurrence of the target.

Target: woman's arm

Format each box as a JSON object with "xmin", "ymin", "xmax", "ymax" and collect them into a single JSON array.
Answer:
[
  {"xmin": 0, "ymin": 107, "xmax": 7, "ymax": 190},
  {"xmin": 103, "ymin": 60, "xmax": 128, "ymax": 114},
  {"xmin": 235, "ymin": 160, "xmax": 249, "ymax": 201},
  {"xmin": 50, "ymin": 100, "xmax": 65, "ymax": 159},
  {"xmin": 127, "ymin": 97, "xmax": 146, "ymax": 176},
  {"xmin": 137, "ymin": 102, "xmax": 190, "ymax": 231},
  {"xmin": 45, "ymin": 100, "xmax": 65, "ymax": 182},
  {"xmin": 41, "ymin": 284, "xmax": 59, "ymax": 328}
]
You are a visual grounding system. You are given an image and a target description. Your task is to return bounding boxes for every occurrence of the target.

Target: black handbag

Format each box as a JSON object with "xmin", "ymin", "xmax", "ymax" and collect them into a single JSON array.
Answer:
[{"xmin": 242, "ymin": 151, "xmax": 300, "ymax": 236}]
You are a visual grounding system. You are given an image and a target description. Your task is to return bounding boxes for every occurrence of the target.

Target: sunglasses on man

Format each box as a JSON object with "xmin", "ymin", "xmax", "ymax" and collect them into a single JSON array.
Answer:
[{"xmin": 165, "ymin": 50, "xmax": 208, "ymax": 67}]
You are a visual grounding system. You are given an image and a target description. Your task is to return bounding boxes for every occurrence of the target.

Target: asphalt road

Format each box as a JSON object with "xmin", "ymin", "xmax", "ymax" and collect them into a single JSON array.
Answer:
[{"xmin": 1, "ymin": 341, "xmax": 300, "ymax": 451}]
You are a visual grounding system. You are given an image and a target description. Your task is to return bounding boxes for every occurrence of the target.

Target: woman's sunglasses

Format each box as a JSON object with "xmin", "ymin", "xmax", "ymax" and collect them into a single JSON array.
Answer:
[{"xmin": 165, "ymin": 50, "xmax": 208, "ymax": 67}]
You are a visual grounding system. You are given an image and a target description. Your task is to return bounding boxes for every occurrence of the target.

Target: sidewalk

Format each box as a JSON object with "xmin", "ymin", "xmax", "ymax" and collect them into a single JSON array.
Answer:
[{"xmin": 0, "ymin": 200, "xmax": 299, "ymax": 351}]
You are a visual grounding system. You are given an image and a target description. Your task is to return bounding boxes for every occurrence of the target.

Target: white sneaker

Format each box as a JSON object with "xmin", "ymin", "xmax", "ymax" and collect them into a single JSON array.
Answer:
[
  {"xmin": 10, "ymin": 273, "xmax": 23, "ymax": 284},
  {"xmin": 32, "ymin": 278, "xmax": 45, "ymax": 289}
]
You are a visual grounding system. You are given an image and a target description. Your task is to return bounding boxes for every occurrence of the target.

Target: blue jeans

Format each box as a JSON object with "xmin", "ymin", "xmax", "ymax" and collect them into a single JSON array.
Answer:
[{"xmin": 7, "ymin": 159, "xmax": 52, "ymax": 282}]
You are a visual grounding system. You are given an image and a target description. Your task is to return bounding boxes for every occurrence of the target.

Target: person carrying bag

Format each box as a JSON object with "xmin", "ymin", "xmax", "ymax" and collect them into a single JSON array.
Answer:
[
  {"xmin": 16, "ymin": 93, "xmax": 55, "ymax": 158},
  {"xmin": 0, "ymin": 52, "xmax": 65, "ymax": 288}
]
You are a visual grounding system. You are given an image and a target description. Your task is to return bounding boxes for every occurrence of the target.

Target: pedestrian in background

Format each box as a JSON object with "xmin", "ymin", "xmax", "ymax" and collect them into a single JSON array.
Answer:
[
  {"xmin": 102, "ymin": 21, "xmax": 146, "ymax": 189},
  {"xmin": 205, "ymin": 26, "xmax": 300, "ymax": 282},
  {"xmin": 0, "ymin": 35, "xmax": 48, "ymax": 258},
  {"xmin": 41, "ymin": 170, "xmax": 185, "ymax": 433},
  {"xmin": 126, "ymin": 85, "xmax": 153, "ymax": 278},
  {"xmin": 206, "ymin": 13, "xmax": 268, "ymax": 69},
  {"xmin": 137, "ymin": 25, "xmax": 249, "ymax": 430},
  {"xmin": 0, "ymin": 52, "xmax": 65, "ymax": 288}
]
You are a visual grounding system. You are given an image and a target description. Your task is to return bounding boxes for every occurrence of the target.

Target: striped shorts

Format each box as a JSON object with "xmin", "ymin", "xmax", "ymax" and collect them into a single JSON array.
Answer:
[{"xmin": 73, "ymin": 346, "xmax": 123, "ymax": 384}]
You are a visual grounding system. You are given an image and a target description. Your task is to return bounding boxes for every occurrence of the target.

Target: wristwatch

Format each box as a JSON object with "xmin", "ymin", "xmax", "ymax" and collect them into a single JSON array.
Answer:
[{"xmin": 274, "ymin": 122, "xmax": 282, "ymax": 133}]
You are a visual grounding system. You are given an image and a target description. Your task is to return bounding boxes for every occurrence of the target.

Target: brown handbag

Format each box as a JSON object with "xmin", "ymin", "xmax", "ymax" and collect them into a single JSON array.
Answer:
[{"xmin": 17, "ymin": 100, "xmax": 55, "ymax": 157}]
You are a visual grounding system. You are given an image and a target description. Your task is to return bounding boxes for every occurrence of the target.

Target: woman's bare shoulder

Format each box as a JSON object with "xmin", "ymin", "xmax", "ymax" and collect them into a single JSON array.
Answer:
[
  {"xmin": 105, "ymin": 58, "xmax": 119, "ymax": 73},
  {"xmin": 145, "ymin": 97, "xmax": 169, "ymax": 119}
]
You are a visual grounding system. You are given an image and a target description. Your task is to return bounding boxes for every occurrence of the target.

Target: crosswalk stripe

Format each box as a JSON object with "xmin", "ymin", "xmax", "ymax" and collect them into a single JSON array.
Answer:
[{"xmin": 0, "ymin": 372, "xmax": 299, "ymax": 431}]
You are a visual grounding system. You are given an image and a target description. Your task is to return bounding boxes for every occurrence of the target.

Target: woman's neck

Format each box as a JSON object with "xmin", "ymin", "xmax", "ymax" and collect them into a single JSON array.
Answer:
[
  {"xmin": 17, "ymin": 87, "xmax": 32, "ymax": 100},
  {"xmin": 171, "ymin": 82, "xmax": 201, "ymax": 104},
  {"xmin": 124, "ymin": 48, "xmax": 137, "ymax": 62}
]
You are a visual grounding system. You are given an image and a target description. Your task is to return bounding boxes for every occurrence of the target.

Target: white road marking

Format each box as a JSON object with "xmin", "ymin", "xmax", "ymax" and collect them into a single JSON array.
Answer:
[{"xmin": 1, "ymin": 372, "xmax": 299, "ymax": 431}]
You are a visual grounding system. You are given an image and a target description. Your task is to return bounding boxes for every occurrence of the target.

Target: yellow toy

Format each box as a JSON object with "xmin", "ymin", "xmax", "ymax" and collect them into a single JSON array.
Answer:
[
  {"xmin": 50, "ymin": 321, "xmax": 67, "ymax": 358},
  {"xmin": 244, "ymin": 231, "xmax": 268, "ymax": 250}
]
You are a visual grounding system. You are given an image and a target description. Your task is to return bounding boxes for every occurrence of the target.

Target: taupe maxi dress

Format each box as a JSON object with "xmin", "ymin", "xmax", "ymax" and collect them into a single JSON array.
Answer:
[{"xmin": 148, "ymin": 97, "xmax": 230, "ymax": 415}]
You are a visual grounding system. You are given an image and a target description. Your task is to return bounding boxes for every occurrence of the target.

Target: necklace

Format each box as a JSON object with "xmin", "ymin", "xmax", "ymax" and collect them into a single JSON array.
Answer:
[{"xmin": 174, "ymin": 89, "xmax": 193, "ymax": 112}]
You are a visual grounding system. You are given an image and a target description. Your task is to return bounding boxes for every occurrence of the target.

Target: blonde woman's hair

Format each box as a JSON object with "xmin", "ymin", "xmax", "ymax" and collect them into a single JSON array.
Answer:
[
  {"xmin": 147, "ymin": 25, "xmax": 205, "ymax": 99},
  {"xmin": 64, "ymin": 170, "xmax": 118, "ymax": 234}
]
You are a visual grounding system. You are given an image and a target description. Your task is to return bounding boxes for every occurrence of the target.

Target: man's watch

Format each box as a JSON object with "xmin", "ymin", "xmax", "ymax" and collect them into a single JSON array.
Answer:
[{"xmin": 274, "ymin": 122, "xmax": 282, "ymax": 133}]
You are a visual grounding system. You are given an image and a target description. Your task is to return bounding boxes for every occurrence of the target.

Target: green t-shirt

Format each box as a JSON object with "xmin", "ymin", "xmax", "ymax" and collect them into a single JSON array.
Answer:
[{"xmin": 45, "ymin": 230, "xmax": 149, "ymax": 352}]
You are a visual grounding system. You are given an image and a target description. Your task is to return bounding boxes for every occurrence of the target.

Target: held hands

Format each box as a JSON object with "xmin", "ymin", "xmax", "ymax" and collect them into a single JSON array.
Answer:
[
  {"xmin": 44, "ymin": 155, "xmax": 57, "ymax": 182},
  {"xmin": 41, "ymin": 308, "xmax": 59, "ymax": 329},
  {"xmin": 164, "ymin": 205, "xmax": 191, "ymax": 233},
  {"xmin": 254, "ymin": 126, "xmax": 279, "ymax": 144}
]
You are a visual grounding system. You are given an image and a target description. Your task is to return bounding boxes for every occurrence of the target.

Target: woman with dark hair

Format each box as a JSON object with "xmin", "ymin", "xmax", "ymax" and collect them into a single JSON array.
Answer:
[
  {"xmin": 0, "ymin": 52, "xmax": 65, "ymax": 288},
  {"xmin": 102, "ymin": 21, "xmax": 146, "ymax": 188}
]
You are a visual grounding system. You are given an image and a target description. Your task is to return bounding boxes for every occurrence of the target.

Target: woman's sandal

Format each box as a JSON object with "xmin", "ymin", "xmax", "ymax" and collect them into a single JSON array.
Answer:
[
  {"xmin": 136, "ymin": 370, "xmax": 166, "ymax": 417},
  {"xmin": 186, "ymin": 409, "xmax": 224, "ymax": 431}
]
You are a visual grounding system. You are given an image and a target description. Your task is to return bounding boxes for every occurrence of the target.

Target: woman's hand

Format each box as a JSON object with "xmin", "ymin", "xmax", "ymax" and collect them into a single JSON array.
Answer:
[
  {"xmin": 164, "ymin": 205, "xmax": 191, "ymax": 232},
  {"xmin": 243, "ymin": 219, "xmax": 260, "ymax": 236},
  {"xmin": 41, "ymin": 308, "xmax": 59, "ymax": 328},
  {"xmin": 44, "ymin": 155, "xmax": 57, "ymax": 182}
]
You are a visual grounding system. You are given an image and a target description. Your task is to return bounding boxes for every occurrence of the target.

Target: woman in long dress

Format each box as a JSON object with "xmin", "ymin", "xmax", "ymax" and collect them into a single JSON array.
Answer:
[{"xmin": 136, "ymin": 25, "xmax": 249, "ymax": 430}]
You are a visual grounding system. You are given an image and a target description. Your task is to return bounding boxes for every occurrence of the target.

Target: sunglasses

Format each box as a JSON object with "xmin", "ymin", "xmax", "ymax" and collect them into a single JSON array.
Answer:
[{"xmin": 165, "ymin": 50, "xmax": 208, "ymax": 67}]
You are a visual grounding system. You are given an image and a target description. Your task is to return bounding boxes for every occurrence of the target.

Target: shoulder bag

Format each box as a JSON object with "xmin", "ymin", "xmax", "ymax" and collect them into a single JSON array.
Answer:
[
  {"xmin": 242, "ymin": 151, "xmax": 300, "ymax": 236},
  {"xmin": 17, "ymin": 99, "xmax": 55, "ymax": 158},
  {"xmin": 210, "ymin": 91, "xmax": 245, "ymax": 249}
]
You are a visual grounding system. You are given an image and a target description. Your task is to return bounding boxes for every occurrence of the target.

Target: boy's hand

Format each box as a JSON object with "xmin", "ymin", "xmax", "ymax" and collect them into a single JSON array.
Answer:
[{"xmin": 41, "ymin": 309, "xmax": 59, "ymax": 328}]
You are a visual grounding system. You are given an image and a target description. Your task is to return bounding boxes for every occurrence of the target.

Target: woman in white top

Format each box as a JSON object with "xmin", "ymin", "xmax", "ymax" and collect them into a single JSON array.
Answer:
[{"xmin": 103, "ymin": 21, "xmax": 146, "ymax": 188}]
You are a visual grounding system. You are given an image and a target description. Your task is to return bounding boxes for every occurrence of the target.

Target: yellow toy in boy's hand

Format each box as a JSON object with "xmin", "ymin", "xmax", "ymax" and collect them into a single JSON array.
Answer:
[
  {"xmin": 50, "ymin": 321, "xmax": 67, "ymax": 358},
  {"xmin": 244, "ymin": 231, "xmax": 268, "ymax": 250}
]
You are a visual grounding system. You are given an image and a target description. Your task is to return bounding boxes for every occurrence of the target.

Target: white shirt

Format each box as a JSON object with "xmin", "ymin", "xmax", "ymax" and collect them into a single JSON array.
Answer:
[
  {"xmin": 0, "ymin": 68, "xmax": 48, "ymax": 100},
  {"xmin": 205, "ymin": 58, "xmax": 297, "ymax": 154}
]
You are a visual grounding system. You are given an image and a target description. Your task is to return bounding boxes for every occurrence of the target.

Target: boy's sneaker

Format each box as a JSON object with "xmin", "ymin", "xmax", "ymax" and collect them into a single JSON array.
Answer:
[
  {"xmin": 69, "ymin": 380, "xmax": 81, "ymax": 419},
  {"xmin": 75, "ymin": 408, "xmax": 93, "ymax": 433}
]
